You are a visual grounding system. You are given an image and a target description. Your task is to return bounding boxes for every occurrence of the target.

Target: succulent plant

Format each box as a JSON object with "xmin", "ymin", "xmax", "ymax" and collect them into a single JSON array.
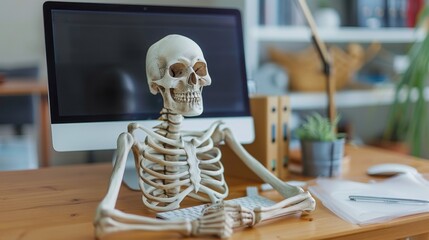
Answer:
[{"xmin": 295, "ymin": 113, "xmax": 342, "ymax": 141}]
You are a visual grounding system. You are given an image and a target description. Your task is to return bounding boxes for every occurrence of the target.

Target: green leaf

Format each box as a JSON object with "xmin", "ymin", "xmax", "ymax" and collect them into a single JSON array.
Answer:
[
  {"xmin": 296, "ymin": 113, "xmax": 341, "ymax": 141},
  {"xmin": 384, "ymin": 5, "xmax": 429, "ymax": 157}
]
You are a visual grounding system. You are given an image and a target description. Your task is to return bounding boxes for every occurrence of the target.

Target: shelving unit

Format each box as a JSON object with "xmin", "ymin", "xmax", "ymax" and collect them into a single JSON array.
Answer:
[
  {"xmin": 246, "ymin": 25, "xmax": 422, "ymax": 109},
  {"xmin": 291, "ymin": 85, "xmax": 428, "ymax": 109},
  {"xmin": 251, "ymin": 26, "xmax": 425, "ymax": 43},
  {"xmin": 242, "ymin": 0, "xmax": 424, "ymax": 110},
  {"xmin": 289, "ymin": 86, "xmax": 395, "ymax": 109}
]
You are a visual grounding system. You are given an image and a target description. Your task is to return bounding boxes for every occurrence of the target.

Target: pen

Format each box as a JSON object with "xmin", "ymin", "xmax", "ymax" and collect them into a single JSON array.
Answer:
[{"xmin": 349, "ymin": 195, "xmax": 429, "ymax": 205}]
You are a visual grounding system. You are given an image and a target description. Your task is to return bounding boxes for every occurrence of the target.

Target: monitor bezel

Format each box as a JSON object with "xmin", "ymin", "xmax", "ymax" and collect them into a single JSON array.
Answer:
[{"xmin": 43, "ymin": 1, "xmax": 251, "ymax": 124}]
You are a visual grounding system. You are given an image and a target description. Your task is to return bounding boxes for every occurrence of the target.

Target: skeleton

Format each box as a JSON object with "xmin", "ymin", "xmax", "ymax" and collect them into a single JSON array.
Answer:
[{"xmin": 94, "ymin": 34, "xmax": 316, "ymax": 239}]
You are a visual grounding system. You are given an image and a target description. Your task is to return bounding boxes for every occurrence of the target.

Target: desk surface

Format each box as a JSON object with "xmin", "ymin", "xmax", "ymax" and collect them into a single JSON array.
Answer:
[{"xmin": 1, "ymin": 146, "xmax": 429, "ymax": 240}]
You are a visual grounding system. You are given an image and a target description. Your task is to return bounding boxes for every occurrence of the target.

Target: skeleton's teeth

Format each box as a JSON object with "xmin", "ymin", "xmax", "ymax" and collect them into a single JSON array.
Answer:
[{"xmin": 172, "ymin": 91, "xmax": 201, "ymax": 103}]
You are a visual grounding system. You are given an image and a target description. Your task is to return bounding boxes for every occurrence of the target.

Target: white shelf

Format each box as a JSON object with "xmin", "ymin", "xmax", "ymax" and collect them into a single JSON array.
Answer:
[
  {"xmin": 289, "ymin": 86, "xmax": 429, "ymax": 110},
  {"xmin": 251, "ymin": 26, "xmax": 425, "ymax": 43},
  {"xmin": 289, "ymin": 87, "xmax": 393, "ymax": 110}
]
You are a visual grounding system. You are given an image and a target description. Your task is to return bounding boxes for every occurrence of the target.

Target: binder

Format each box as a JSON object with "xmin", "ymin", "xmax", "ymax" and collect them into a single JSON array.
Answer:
[
  {"xmin": 221, "ymin": 95, "xmax": 279, "ymax": 181},
  {"xmin": 277, "ymin": 95, "xmax": 291, "ymax": 179}
]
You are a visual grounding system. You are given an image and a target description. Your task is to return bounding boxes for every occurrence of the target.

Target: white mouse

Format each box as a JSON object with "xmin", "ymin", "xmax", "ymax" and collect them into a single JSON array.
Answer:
[{"xmin": 367, "ymin": 163, "xmax": 418, "ymax": 176}]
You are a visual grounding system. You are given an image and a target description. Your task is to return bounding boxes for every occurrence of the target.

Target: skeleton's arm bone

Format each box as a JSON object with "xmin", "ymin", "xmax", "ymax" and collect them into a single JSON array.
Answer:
[
  {"xmin": 96, "ymin": 132, "xmax": 134, "ymax": 210},
  {"xmin": 94, "ymin": 133, "xmax": 189, "ymax": 234},
  {"xmin": 222, "ymin": 127, "xmax": 316, "ymax": 226},
  {"xmin": 254, "ymin": 192, "xmax": 315, "ymax": 223},
  {"xmin": 96, "ymin": 208, "xmax": 192, "ymax": 237},
  {"xmin": 223, "ymin": 128, "xmax": 303, "ymax": 198}
]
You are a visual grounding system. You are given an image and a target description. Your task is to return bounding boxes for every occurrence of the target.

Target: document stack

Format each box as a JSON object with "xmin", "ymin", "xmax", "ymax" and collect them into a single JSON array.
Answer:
[{"xmin": 309, "ymin": 173, "xmax": 429, "ymax": 225}]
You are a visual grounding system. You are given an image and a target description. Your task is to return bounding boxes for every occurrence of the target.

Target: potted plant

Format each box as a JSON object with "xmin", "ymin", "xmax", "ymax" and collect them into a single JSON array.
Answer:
[
  {"xmin": 296, "ymin": 113, "xmax": 345, "ymax": 177},
  {"xmin": 384, "ymin": 6, "xmax": 429, "ymax": 157}
]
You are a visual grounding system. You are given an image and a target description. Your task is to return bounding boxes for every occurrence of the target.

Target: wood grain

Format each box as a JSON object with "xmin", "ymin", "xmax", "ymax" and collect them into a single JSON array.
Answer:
[{"xmin": 1, "ymin": 146, "xmax": 429, "ymax": 239}]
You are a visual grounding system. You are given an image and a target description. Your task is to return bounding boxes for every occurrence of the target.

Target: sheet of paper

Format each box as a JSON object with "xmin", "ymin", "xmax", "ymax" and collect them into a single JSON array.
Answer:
[{"xmin": 309, "ymin": 173, "xmax": 429, "ymax": 225}]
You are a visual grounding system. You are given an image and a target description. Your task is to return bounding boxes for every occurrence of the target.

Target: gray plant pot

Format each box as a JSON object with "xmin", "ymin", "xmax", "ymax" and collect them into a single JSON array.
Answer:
[{"xmin": 300, "ymin": 138, "xmax": 345, "ymax": 177}]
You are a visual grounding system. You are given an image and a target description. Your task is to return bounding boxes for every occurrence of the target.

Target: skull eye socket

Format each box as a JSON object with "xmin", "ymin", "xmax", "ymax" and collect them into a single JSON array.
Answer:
[
  {"xmin": 193, "ymin": 62, "xmax": 207, "ymax": 76},
  {"xmin": 169, "ymin": 63, "xmax": 187, "ymax": 78}
]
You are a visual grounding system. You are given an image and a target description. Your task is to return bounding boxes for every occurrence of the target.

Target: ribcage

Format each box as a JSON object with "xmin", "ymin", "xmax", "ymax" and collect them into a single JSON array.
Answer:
[{"xmin": 135, "ymin": 132, "xmax": 228, "ymax": 212}]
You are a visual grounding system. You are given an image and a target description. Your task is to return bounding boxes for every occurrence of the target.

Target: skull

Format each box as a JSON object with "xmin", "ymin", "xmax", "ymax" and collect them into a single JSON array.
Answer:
[{"xmin": 146, "ymin": 34, "xmax": 211, "ymax": 116}]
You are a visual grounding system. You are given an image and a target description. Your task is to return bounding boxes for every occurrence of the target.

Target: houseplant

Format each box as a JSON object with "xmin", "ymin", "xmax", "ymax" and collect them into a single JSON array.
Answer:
[
  {"xmin": 384, "ymin": 6, "xmax": 429, "ymax": 157},
  {"xmin": 296, "ymin": 113, "xmax": 345, "ymax": 177}
]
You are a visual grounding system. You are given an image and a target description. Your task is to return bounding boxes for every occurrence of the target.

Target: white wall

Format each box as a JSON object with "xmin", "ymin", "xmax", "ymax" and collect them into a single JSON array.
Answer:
[{"xmin": 0, "ymin": 1, "xmax": 44, "ymax": 67}]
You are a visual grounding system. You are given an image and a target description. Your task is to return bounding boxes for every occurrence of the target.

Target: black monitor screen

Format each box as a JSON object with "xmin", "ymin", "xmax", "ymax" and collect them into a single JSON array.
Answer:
[{"xmin": 44, "ymin": 2, "xmax": 250, "ymax": 123}]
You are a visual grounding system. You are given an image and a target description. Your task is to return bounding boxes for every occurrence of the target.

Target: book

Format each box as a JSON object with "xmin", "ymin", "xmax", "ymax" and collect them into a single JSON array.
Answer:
[{"xmin": 222, "ymin": 96, "xmax": 279, "ymax": 181}]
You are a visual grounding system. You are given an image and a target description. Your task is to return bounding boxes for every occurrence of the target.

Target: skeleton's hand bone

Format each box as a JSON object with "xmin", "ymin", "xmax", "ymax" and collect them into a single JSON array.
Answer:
[
  {"xmin": 206, "ymin": 203, "xmax": 256, "ymax": 228},
  {"xmin": 193, "ymin": 205, "xmax": 234, "ymax": 238},
  {"xmin": 201, "ymin": 192, "xmax": 316, "ymax": 229}
]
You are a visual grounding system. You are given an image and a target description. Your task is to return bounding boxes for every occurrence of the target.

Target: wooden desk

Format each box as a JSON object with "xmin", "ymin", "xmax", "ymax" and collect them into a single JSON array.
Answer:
[
  {"xmin": 0, "ymin": 80, "xmax": 50, "ymax": 167},
  {"xmin": 1, "ymin": 146, "xmax": 429, "ymax": 240}
]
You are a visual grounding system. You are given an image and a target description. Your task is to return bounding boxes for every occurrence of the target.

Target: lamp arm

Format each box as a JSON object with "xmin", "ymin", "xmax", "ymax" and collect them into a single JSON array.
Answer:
[{"xmin": 295, "ymin": 0, "xmax": 336, "ymax": 130}]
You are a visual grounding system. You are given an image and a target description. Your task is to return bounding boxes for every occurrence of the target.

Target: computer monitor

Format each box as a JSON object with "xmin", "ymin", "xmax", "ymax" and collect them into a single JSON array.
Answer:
[{"xmin": 43, "ymin": 1, "xmax": 254, "ymax": 154}]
